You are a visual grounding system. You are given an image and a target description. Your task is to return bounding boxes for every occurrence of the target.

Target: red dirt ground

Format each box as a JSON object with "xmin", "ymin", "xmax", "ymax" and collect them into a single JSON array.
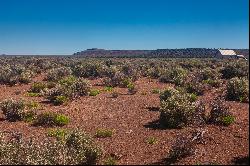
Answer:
[{"xmin": 0, "ymin": 75, "xmax": 249, "ymax": 165}]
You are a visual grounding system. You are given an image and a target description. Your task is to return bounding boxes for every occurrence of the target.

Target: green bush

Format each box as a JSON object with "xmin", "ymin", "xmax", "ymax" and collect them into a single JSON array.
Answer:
[
  {"xmin": 0, "ymin": 99, "xmax": 26, "ymax": 121},
  {"xmin": 0, "ymin": 129, "xmax": 102, "ymax": 165},
  {"xmin": 58, "ymin": 75, "xmax": 76, "ymax": 86},
  {"xmin": 47, "ymin": 128, "xmax": 68, "ymax": 140},
  {"xmin": 22, "ymin": 110, "xmax": 37, "ymax": 123},
  {"xmin": 122, "ymin": 78, "xmax": 132, "ymax": 87},
  {"xmin": 26, "ymin": 92, "xmax": 41, "ymax": 97},
  {"xmin": 226, "ymin": 77, "xmax": 249, "ymax": 103},
  {"xmin": 29, "ymin": 82, "xmax": 47, "ymax": 93},
  {"xmin": 221, "ymin": 115, "xmax": 235, "ymax": 126},
  {"xmin": 34, "ymin": 112, "xmax": 69, "ymax": 127},
  {"xmin": 104, "ymin": 86, "xmax": 113, "ymax": 92},
  {"xmin": 54, "ymin": 95, "xmax": 69, "ymax": 105},
  {"xmin": 26, "ymin": 101, "xmax": 40, "ymax": 110},
  {"xmin": 89, "ymin": 89, "xmax": 101, "ymax": 96},
  {"xmin": 95, "ymin": 129, "xmax": 113, "ymax": 138},
  {"xmin": 127, "ymin": 82, "xmax": 137, "ymax": 95}
]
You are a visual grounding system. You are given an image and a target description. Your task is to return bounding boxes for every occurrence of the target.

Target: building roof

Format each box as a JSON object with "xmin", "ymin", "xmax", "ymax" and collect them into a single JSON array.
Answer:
[{"xmin": 218, "ymin": 49, "xmax": 237, "ymax": 56}]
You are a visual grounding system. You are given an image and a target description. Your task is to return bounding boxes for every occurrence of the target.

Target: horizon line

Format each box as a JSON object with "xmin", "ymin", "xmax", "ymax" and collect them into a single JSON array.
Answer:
[{"xmin": 1, "ymin": 47, "xmax": 249, "ymax": 56}]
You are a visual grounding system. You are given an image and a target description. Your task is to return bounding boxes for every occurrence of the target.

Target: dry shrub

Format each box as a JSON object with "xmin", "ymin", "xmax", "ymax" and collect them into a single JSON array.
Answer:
[{"xmin": 0, "ymin": 129, "xmax": 102, "ymax": 165}]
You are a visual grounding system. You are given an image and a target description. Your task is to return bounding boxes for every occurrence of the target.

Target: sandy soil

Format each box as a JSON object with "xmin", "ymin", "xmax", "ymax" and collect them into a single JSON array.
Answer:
[{"xmin": 0, "ymin": 75, "xmax": 248, "ymax": 165}]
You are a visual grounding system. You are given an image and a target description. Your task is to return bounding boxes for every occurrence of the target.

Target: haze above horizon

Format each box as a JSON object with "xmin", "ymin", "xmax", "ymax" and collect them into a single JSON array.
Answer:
[{"xmin": 0, "ymin": 0, "xmax": 249, "ymax": 55}]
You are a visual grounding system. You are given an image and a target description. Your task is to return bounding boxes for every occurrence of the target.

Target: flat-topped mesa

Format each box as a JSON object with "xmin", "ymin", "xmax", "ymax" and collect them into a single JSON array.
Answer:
[
  {"xmin": 73, "ymin": 48, "xmax": 152, "ymax": 57},
  {"xmin": 72, "ymin": 48, "xmax": 249, "ymax": 59}
]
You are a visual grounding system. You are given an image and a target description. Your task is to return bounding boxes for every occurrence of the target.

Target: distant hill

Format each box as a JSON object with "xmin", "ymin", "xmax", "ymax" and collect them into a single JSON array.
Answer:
[
  {"xmin": 73, "ymin": 48, "xmax": 249, "ymax": 58},
  {"xmin": 73, "ymin": 48, "xmax": 152, "ymax": 57}
]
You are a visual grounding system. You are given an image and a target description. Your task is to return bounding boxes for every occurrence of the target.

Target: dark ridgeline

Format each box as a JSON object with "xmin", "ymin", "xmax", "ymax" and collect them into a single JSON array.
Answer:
[
  {"xmin": 73, "ymin": 48, "xmax": 152, "ymax": 58},
  {"xmin": 73, "ymin": 48, "xmax": 249, "ymax": 58}
]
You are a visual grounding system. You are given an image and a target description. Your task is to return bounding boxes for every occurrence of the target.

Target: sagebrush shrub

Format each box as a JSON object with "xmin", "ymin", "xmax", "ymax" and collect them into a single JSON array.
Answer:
[
  {"xmin": 73, "ymin": 63, "xmax": 101, "ymax": 78},
  {"xmin": 121, "ymin": 62, "xmax": 139, "ymax": 81},
  {"xmin": 65, "ymin": 129, "xmax": 102, "ymax": 165},
  {"xmin": 168, "ymin": 134, "xmax": 196, "ymax": 162},
  {"xmin": 73, "ymin": 78, "xmax": 92, "ymax": 96},
  {"xmin": 46, "ymin": 67, "xmax": 72, "ymax": 81},
  {"xmin": 44, "ymin": 85, "xmax": 66, "ymax": 104},
  {"xmin": 0, "ymin": 129, "xmax": 102, "ymax": 165},
  {"xmin": 209, "ymin": 99, "xmax": 234, "ymax": 126},
  {"xmin": 159, "ymin": 88, "xmax": 206, "ymax": 128},
  {"xmin": 220, "ymin": 61, "xmax": 249, "ymax": 79},
  {"xmin": 147, "ymin": 66, "xmax": 164, "ymax": 79},
  {"xmin": 226, "ymin": 77, "xmax": 249, "ymax": 103},
  {"xmin": 185, "ymin": 74, "xmax": 206, "ymax": 95},
  {"xmin": 159, "ymin": 88, "xmax": 196, "ymax": 128},
  {"xmin": 19, "ymin": 70, "xmax": 35, "ymax": 84},
  {"xmin": 103, "ymin": 70, "xmax": 136, "ymax": 88},
  {"xmin": 0, "ymin": 66, "xmax": 35, "ymax": 85},
  {"xmin": 159, "ymin": 67, "xmax": 187, "ymax": 86},
  {"xmin": 0, "ymin": 99, "xmax": 26, "ymax": 121},
  {"xmin": 103, "ymin": 71, "xmax": 125, "ymax": 87},
  {"xmin": 44, "ymin": 77, "xmax": 91, "ymax": 104},
  {"xmin": 199, "ymin": 67, "xmax": 221, "ymax": 81}
]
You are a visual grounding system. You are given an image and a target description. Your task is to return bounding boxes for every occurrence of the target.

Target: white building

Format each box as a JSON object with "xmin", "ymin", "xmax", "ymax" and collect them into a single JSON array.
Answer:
[{"xmin": 217, "ymin": 49, "xmax": 238, "ymax": 59}]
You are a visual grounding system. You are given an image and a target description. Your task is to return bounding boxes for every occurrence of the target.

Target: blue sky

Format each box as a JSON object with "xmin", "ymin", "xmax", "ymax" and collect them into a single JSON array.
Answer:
[{"xmin": 0, "ymin": 0, "xmax": 249, "ymax": 55}]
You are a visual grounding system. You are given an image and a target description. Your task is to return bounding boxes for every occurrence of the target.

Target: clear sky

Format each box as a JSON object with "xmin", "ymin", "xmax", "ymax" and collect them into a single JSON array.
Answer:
[{"xmin": 0, "ymin": 0, "xmax": 249, "ymax": 55}]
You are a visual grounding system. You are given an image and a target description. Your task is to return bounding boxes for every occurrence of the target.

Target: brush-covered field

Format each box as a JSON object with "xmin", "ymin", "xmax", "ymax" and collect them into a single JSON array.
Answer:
[{"xmin": 0, "ymin": 57, "xmax": 249, "ymax": 165}]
